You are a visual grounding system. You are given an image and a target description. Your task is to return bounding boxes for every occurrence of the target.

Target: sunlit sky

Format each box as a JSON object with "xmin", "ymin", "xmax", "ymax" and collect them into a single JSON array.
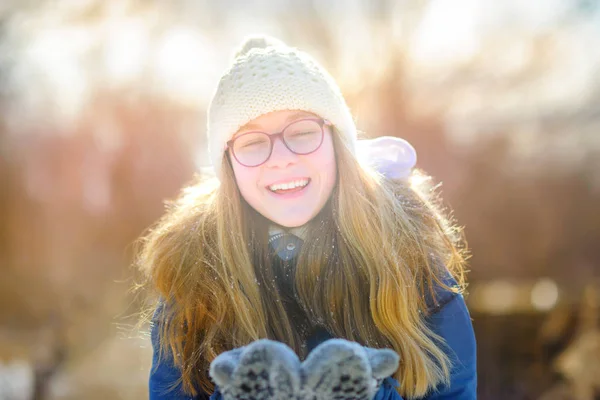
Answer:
[
  {"xmin": 1, "ymin": 0, "xmax": 599, "ymax": 174},
  {"xmin": 4, "ymin": 1, "xmax": 599, "ymax": 112}
]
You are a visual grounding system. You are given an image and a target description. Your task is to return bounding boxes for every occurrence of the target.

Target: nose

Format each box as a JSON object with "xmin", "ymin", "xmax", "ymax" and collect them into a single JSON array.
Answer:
[{"xmin": 265, "ymin": 137, "xmax": 298, "ymax": 168}]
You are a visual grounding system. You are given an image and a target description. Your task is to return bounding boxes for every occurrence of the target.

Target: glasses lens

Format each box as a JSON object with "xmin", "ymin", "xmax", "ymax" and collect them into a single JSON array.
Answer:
[
  {"xmin": 232, "ymin": 132, "xmax": 271, "ymax": 166},
  {"xmin": 283, "ymin": 120, "xmax": 323, "ymax": 154}
]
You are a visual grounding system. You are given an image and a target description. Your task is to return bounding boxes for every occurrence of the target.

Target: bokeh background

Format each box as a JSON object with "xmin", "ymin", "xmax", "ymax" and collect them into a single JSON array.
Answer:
[{"xmin": 1, "ymin": 0, "xmax": 600, "ymax": 399}]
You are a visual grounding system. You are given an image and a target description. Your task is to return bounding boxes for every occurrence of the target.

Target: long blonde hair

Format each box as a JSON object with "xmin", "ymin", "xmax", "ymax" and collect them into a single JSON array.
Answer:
[{"xmin": 135, "ymin": 129, "xmax": 468, "ymax": 398}]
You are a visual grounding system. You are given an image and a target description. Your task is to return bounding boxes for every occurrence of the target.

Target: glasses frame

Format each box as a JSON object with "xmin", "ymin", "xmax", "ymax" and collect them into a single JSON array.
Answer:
[{"xmin": 226, "ymin": 118, "xmax": 331, "ymax": 167}]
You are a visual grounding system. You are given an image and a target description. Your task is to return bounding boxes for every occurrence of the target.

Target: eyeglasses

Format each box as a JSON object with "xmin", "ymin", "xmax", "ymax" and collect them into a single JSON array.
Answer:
[{"xmin": 227, "ymin": 118, "xmax": 331, "ymax": 167}]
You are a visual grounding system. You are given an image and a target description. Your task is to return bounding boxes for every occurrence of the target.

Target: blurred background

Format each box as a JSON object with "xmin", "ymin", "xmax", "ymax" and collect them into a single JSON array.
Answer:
[{"xmin": 1, "ymin": 0, "xmax": 599, "ymax": 399}]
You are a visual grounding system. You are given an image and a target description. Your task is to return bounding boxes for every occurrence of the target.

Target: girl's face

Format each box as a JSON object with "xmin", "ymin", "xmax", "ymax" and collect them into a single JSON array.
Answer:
[{"xmin": 229, "ymin": 110, "xmax": 337, "ymax": 228}]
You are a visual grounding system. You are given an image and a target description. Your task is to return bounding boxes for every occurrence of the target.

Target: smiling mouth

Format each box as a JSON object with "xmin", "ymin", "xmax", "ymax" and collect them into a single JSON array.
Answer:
[{"xmin": 267, "ymin": 178, "xmax": 311, "ymax": 193}]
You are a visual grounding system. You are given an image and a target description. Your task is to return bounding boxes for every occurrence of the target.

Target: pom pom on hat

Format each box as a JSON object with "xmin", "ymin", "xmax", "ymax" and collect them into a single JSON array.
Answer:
[
  {"xmin": 206, "ymin": 35, "xmax": 358, "ymax": 179},
  {"xmin": 234, "ymin": 35, "xmax": 285, "ymax": 58}
]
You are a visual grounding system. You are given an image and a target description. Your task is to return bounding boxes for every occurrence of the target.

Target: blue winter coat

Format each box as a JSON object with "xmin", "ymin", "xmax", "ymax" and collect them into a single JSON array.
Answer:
[{"xmin": 149, "ymin": 234, "xmax": 477, "ymax": 399}]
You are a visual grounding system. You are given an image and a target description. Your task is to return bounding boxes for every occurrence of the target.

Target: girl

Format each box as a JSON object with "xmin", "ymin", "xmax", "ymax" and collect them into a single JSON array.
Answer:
[{"xmin": 137, "ymin": 36, "xmax": 477, "ymax": 399}]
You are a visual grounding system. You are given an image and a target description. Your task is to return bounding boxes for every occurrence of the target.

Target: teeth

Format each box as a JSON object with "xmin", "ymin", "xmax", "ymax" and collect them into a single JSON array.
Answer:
[{"xmin": 268, "ymin": 179, "xmax": 309, "ymax": 192}]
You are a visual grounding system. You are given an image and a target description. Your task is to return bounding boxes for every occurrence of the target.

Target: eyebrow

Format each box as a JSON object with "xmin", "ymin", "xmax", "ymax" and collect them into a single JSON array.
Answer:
[{"xmin": 237, "ymin": 111, "xmax": 317, "ymax": 133}]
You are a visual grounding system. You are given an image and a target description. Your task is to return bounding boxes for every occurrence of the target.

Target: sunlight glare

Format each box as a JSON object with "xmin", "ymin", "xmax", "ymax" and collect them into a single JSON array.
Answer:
[
  {"xmin": 104, "ymin": 19, "xmax": 150, "ymax": 84},
  {"xmin": 411, "ymin": 0, "xmax": 481, "ymax": 67},
  {"xmin": 154, "ymin": 27, "xmax": 217, "ymax": 104},
  {"xmin": 24, "ymin": 27, "xmax": 91, "ymax": 130}
]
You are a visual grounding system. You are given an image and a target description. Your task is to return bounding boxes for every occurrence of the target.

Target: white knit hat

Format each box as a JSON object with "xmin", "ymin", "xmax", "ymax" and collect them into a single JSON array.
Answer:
[{"xmin": 206, "ymin": 35, "xmax": 358, "ymax": 178}]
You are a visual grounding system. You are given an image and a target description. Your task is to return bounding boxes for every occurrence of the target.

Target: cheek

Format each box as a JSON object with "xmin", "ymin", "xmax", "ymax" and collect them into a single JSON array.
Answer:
[
  {"xmin": 314, "ymin": 136, "xmax": 337, "ymax": 185},
  {"xmin": 231, "ymin": 162, "xmax": 260, "ymax": 200}
]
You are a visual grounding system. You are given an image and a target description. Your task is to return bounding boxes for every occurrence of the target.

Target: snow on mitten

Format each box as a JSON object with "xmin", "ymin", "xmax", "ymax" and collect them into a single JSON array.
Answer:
[
  {"xmin": 299, "ymin": 339, "xmax": 400, "ymax": 400},
  {"xmin": 209, "ymin": 339, "xmax": 302, "ymax": 400}
]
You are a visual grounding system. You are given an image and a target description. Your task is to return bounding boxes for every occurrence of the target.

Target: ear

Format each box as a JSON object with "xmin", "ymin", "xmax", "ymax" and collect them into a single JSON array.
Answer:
[
  {"xmin": 209, "ymin": 347, "xmax": 244, "ymax": 387},
  {"xmin": 364, "ymin": 347, "xmax": 401, "ymax": 379}
]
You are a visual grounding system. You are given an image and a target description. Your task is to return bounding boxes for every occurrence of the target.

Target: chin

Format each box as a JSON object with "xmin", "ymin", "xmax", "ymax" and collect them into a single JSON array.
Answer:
[
  {"xmin": 274, "ymin": 219, "xmax": 308, "ymax": 228},
  {"xmin": 271, "ymin": 213, "xmax": 313, "ymax": 228}
]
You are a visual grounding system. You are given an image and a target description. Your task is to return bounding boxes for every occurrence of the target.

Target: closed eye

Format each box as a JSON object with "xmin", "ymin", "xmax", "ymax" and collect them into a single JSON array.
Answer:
[
  {"xmin": 289, "ymin": 131, "xmax": 319, "ymax": 137},
  {"xmin": 241, "ymin": 139, "xmax": 267, "ymax": 147}
]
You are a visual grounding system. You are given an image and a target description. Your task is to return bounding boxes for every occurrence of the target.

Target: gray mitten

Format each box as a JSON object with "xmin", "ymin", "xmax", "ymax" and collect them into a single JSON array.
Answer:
[
  {"xmin": 299, "ymin": 339, "xmax": 400, "ymax": 400},
  {"xmin": 209, "ymin": 339, "xmax": 302, "ymax": 400}
]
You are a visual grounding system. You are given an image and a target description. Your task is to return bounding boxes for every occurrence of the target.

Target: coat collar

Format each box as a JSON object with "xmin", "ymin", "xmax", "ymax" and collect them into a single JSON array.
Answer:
[
  {"xmin": 268, "ymin": 224, "xmax": 307, "ymax": 240},
  {"xmin": 268, "ymin": 225, "xmax": 304, "ymax": 261}
]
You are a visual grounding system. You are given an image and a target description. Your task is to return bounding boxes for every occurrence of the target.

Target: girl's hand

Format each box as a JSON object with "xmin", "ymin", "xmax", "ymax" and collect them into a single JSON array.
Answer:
[
  {"xmin": 209, "ymin": 338, "xmax": 400, "ymax": 400},
  {"xmin": 209, "ymin": 339, "xmax": 302, "ymax": 400},
  {"xmin": 300, "ymin": 339, "xmax": 400, "ymax": 400}
]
